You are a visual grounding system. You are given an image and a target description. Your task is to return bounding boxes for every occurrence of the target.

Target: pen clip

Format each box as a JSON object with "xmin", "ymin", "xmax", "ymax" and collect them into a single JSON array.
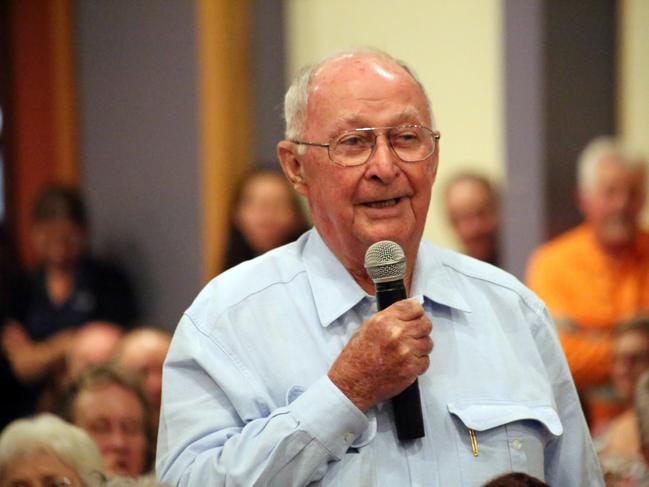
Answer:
[{"xmin": 468, "ymin": 428, "xmax": 479, "ymax": 457}]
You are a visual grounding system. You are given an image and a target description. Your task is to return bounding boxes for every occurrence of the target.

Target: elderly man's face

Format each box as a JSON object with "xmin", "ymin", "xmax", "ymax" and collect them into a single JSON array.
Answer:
[
  {"xmin": 579, "ymin": 158, "xmax": 645, "ymax": 251},
  {"xmin": 280, "ymin": 56, "xmax": 437, "ymax": 271}
]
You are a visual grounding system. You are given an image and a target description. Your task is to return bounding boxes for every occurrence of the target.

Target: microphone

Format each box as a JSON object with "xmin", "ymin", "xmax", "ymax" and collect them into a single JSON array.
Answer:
[{"xmin": 364, "ymin": 240, "xmax": 425, "ymax": 441}]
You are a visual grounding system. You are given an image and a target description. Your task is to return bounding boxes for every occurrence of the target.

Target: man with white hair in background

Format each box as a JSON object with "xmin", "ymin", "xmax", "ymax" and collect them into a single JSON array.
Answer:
[
  {"xmin": 157, "ymin": 48, "xmax": 602, "ymax": 486},
  {"xmin": 527, "ymin": 137, "xmax": 649, "ymax": 426}
]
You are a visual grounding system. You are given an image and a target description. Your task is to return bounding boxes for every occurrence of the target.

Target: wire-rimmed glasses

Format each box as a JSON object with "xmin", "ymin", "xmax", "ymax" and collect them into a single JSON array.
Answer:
[{"xmin": 290, "ymin": 125, "xmax": 440, "ymax": 167}]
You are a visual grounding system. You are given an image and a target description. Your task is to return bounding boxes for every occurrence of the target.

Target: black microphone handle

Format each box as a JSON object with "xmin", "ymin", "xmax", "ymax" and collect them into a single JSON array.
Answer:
[{"xmin": 375, "ymin": 280, "xmax": 425, "ymax": 441}]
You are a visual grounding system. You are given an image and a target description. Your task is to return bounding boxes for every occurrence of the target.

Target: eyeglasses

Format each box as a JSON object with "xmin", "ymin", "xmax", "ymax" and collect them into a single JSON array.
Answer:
[{"xmin": 291, "ymin": 125, "xmax": 441, "ymax": 167}]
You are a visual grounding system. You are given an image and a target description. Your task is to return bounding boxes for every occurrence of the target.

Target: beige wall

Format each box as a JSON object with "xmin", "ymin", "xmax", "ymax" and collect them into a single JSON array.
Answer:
[
  {"xmin": 284, "ymin": 0, "xmax": 504, "ymax": 250},
  {"xmin": 619, "ymin": 0, "xmax": 649, "ymax": 225}
]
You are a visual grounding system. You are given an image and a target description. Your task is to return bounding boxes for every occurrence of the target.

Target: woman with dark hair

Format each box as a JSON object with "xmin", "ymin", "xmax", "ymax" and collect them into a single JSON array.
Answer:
[
  {"xmin": 1, "ymin": 185, "xmax": 138, "ymax": 419},
  {"xmin": 222, "ymin": 169, "xmax": 309, "ymax": 271}
]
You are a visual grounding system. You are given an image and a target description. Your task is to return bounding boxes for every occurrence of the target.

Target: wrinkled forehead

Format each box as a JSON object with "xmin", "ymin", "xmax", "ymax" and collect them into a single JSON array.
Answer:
[{"xmin": 307, "ymin": 55, "xmax": 430, "ymax": 128}]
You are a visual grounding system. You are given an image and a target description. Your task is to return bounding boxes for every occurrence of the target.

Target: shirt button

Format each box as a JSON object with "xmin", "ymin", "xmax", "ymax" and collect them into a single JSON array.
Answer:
[
  {"xmin": 511, "ymin": 439, "xmax": 522, "ymax": 450},
  {"xmin": 344, "ymin": 432, "xmax": 355, "ymax": 444}
]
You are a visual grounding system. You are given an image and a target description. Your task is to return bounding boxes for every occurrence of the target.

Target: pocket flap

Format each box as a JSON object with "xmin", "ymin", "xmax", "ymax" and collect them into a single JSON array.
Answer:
[{"xmin": 447, "ymin": 402, "xmax": 563, "ymax": 436}]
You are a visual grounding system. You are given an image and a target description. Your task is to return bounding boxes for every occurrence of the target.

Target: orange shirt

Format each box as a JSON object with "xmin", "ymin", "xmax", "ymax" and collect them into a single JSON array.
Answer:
[{"xmin": 526, "ymin": 224, "xmax": 649, "ymax": 390}]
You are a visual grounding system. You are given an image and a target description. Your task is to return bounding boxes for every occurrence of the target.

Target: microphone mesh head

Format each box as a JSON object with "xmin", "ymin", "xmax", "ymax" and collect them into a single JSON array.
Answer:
[{"xmin": 364, "ymin": 240, "xmax": 407, "ymax": 283}]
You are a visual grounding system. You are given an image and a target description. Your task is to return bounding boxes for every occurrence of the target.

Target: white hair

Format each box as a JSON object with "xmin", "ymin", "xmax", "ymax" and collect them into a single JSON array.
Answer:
[
  {"xmin": 89, "ymin": 475, "xmax": 171, "ymax": 487},
  {"xmin": 577, "ymin": 136, "xmax": 646, "ymax": 191},
  {"xmin": 283, "ymin": 47, "xmax": 436, "ymax": 141},
  {"xmin": 0, "ymin": 413, "xmax": 104, "ymax": 480}
]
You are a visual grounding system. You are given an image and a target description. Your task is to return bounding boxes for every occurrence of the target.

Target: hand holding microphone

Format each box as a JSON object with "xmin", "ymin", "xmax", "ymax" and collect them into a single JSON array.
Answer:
[{"xmin": 328, "ymin": 241, "xmax": 431, "ymax": 440}]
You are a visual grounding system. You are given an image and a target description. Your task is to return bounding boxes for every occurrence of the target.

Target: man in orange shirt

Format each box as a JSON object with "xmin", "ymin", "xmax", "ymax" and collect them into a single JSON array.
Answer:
[{"xmin": 527, "ymin": 137, "xmax": 648, "ymax": 424}]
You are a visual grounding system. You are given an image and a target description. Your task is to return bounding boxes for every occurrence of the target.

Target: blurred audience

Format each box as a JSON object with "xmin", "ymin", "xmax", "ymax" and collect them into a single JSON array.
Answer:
[
  {"xmin": 114, "ymin": 327, "xmax": 172, "ymax": 433},
  {"xmin": 599, "ymin": 369, "xmax": 649, "ymax": 486},
  {"xmin": 0, "ymin": 223, "xmax": 30, "ymax": 430},
  {"xmin": 444, "ymin": 172, "xmax": 500, "ymax": 266},
  {"xmin": 596, "ymin": 318, "xmax": 649, "ymax": 471},
  {"xmin": 222, "ymin": 169, "xmax": 309, "ymax": 270},
  {"xmin": 0, "ymin": 413, "xmax": 104, "ymax": 486},
  {"xmin": 482, "ymin": 472, "xmax": 550, "ymax": 486},
  {"xmin": 60, "ymin": 364, "xmax": 152, "ymax": 478},
  {"xmin": 527, "ymin": 136, "xmax": 648, "ymax": 422},
  {"xmin": 1, "ymin": 185, "xmax": 138, "ymax": 423},
  {"xmin": 67, "ymin": 322, "xmax": 124, "ymax": 380},
  {"xmin": 90, "ymin": 477, "xmax": 170, "ymax": 487}
]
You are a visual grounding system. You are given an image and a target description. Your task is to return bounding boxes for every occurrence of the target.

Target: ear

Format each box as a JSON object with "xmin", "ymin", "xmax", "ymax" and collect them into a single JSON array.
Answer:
[{"xmin": 277, "ymin": 140, "xmax": 307, "ymax": 196}]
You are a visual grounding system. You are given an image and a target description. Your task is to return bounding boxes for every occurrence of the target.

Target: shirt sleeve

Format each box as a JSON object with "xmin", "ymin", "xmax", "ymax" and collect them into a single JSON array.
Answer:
[
  {"xmin": 530, "ymin": 306, "xmax": 605, "ymax": 487},
  {"xmin": 156, "ymin": 313, "xmax": 369, "ymax": 486}
]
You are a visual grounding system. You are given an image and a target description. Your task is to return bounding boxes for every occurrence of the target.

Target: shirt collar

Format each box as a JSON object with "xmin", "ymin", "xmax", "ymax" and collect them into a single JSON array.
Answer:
[
  {"xmin": 303, "ymin": 230, "xmax": 472, "ymax": 328},
  {"xmin": 303, "ymin": 229, "xmax": 368, "ymax": 328},
  {"xmin": 411, "ymin": 242, "xmax": 472, "ymax": 313}
]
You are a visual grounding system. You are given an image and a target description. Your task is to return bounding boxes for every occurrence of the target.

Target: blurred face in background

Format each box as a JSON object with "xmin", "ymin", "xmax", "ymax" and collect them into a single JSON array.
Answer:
[
  {"xmin": 2, "ymin": 451, "xmax": 83, "ymax": 487},
  {"xmin": 31, "ymin": 218, "xmax": 86, "ymax": 270},
  {"xmin": 73, "ymin": 383, "xmax": 148, "ymax": 477},
  {"xmin": 117, "ymin": 330, "xmax": 171, "ymax": 429},
  {"xmin": 445, "ymin": 178, "xmax": 499, "ymax": 262},
  {"xmin": 234, "ymin": 172, "xmax": 304, "ymax": 254},
  {"xmin": 611, "ymin": 329, "xmax": 649, "ymax": 403},
  {"xmin": 579, "ymin": 158, "xmax": 646, "ymax": 253}
]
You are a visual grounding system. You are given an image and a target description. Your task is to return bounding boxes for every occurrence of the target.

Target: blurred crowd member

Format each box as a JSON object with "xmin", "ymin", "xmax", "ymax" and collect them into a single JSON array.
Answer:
[
  {"xmin": 222, "ymin": 169, "xmax": 309, "ymax": 270},
  {"xmin": 90, "ymin": 477, "xmax": 170, "ymax": 487},
  {"xmin": 444, "ymin": 172, "xmax": 500, "ymax": 265},
  {"xmin": 0, "ymin": 223, "xmax": 30, "ymax": 430},
  {"xmin": 482, "ymin": 472, "xmax": 550, "ymax": 487},
  {"xmin": 599, "ymin": 369, "xmax": 649, "ymax": 487},
  {"xmin": 114, "ymin": 327, "xmax": 172, "ymax": 433},
  {"xmin": 67, "ymin": 322, "xmax": 124, "ymax": 380},
  {"xmin": 1, "ymin": 185, "xmax": 138, "ymax": 423},
  {"xmin": 0, "ymin": 413, "xmax": 104, "ymax": 486},
  {"xmin": 527, "ymin": 137, "xmax": 648, "ymax": 421},
  {"xmin": 60, "ymin": 364, "xmax": 152, "ymax": 478},
  {"xmin": 596, "ymin": 318, "xmax": 649, "ymax": 472}
]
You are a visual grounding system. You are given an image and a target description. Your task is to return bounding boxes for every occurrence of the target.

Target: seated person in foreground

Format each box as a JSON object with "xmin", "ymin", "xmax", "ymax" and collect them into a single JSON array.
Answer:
[
  {"xmin": 526, "ymin": 137, "xmax": 648, "ymax": 422},
  {"xmin": 0, "ymin": 413, "xmax": 104, "ymax": 486},
  {"xmin": 60, "ymin": 364, "xmax": 152, "ymax": 478},
  {"xmin": 157, "ymin": 48, "xmax": 602, "ymax": 486}
]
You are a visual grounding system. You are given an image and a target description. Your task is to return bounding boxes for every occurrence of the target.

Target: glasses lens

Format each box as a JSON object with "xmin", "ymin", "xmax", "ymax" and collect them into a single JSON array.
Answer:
[
  {"xmin": 330, "ymin": 126, "xmax": 434, "ymax": 166},
  {"xmin": 389, "ymin": 126, "xmax": 434, "ymax": 162},
  {"xmin": 330, "ymin": 130, "xmax": 374, "ymax": 166}
]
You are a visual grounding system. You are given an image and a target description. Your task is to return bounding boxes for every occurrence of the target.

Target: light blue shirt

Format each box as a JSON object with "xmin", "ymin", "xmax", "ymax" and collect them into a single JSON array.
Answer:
[{"xmin": 157, "ymin": 229, "xmax": 603, "ymax": 486}]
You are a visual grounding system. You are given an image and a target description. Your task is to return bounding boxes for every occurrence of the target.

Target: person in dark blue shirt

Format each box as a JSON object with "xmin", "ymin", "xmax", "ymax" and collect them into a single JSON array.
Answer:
[{"xmin": 1, "ymin": 185, "xmax": 138, "ymax": 425}]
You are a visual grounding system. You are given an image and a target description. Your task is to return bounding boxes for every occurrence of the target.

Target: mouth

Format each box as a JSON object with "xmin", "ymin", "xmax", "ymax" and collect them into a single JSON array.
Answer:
[{"xmin": 363, "ymin": 197, "xmax": 401, "ymax": 209}]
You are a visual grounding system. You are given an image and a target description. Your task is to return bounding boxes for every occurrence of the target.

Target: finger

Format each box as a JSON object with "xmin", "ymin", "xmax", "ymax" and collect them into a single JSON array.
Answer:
[
  {"xmin": 410, "ymin": 336, "xmax": 434, "ymax": 357},
  {"xmin": 404, "ymin": 316, "xmax": 432, "ymax": 339},
  {"xmin": 387, "ymin": 299, "xmax": 425, "ymax": 320}
]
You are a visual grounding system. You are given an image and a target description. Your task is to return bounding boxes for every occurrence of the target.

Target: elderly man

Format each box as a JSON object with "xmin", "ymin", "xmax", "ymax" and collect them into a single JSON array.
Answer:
[
  {"xmin": 157, "ymin": 49, "xmax": 602, "ymax": 486},
  {"xmin": 526, "ymin": 137, "xmax": 648, "ymax": 421},
  {"xmin": 444, "ymin": 172, "xmax": 500, "ymax": 265}
]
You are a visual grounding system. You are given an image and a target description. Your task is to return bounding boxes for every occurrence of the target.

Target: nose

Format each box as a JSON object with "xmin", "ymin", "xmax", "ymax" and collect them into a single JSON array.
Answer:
[
  {"xmin": 364, "ymin": 133, "xmax": 400, "ymax": 183},
  {"xmin": 105, "ymin": 428, "xmax": 129, "ymax": 451}
]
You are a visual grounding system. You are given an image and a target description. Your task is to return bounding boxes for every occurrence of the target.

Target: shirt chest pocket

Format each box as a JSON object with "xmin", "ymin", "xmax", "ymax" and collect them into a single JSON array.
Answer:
[{"xmin": 447, "ymin": 402, "xmax": 563, "ymax": 482}]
